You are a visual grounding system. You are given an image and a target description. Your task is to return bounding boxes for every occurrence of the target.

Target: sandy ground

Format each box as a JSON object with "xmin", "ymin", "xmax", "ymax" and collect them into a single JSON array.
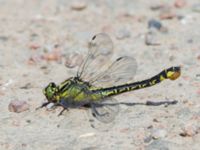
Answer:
[{"xmin": 0, "ymin": 0, "xmax": 200, "ymax": 150}]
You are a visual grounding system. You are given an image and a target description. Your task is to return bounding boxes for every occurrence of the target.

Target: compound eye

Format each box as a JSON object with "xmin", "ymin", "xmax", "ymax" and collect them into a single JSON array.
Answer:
[{"xmin": 50, "ymin": 82, "xmax": 56, "ymax": 88}]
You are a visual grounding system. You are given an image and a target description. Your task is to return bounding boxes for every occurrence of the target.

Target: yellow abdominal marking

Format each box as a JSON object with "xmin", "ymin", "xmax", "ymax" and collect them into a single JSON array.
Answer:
[
  {"xmin": 150, "ymin": 79, "xmax": 157, "ymax": 85},
  {"xmin": 160, "ymin": 75, "xmax": 166, "ymax": 81}
]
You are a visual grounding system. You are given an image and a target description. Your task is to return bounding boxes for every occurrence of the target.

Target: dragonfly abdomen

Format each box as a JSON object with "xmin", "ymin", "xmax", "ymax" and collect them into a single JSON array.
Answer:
[{"xmin": 94, "ymin": 66, "xmax": 181, "ymax": 97}]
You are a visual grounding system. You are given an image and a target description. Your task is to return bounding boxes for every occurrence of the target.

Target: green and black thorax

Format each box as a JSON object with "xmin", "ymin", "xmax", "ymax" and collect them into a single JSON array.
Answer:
[{"xmin": 43, "ymin": 77, "xmax": 93, "ymax": 103}]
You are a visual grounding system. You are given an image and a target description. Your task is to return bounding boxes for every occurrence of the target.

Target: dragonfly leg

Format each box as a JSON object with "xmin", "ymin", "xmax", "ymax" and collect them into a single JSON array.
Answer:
[
  {"xmin": 35, "ymin": 102, "xmax": 50, "ymax": 110},
  {"xmin": 57, "ymin": 99, "xmax": 70, "ymax": 116},
  {"xmin": 58, "ymin": 107, "xmax": 69, "ymax": 116}
]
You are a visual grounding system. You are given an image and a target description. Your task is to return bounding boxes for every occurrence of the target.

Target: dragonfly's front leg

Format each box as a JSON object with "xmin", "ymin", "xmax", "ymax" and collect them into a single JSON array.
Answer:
[{"xmin": 35, "ymin": 101, "xmax": 50, "ymax": 110}]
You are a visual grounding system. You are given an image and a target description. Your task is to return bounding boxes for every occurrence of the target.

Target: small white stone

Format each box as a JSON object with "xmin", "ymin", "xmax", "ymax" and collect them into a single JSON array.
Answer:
[
  {"xmin": 71, "ymin": 1, "xmax": 87, "ymax": 11},
  {"xmin": 46, "ymin": 103, "xmax": 55, "ymax": 109},
  {"xmin": 151, "ymin": 129, "xmax": 167, "ymax": 139}
]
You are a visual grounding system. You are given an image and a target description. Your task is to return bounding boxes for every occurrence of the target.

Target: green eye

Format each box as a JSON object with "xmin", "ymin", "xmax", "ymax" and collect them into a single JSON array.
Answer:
[{"xmin": 43, "ymin": 82, "xmax": 57, "ymax": 101}]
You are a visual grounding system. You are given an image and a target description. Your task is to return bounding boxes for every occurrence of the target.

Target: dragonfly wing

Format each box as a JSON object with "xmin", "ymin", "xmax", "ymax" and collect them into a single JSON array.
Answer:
[
  {"xmin": 91, "ymin": 56, "xmax": 137, "ymax": 87},
  {"xmin": 90, "ymin": 97, "xmax": 119, "ymax": 123},
  {"xmin": 77, "ymin": 33, "xmax": 113, "ymax": 82}
]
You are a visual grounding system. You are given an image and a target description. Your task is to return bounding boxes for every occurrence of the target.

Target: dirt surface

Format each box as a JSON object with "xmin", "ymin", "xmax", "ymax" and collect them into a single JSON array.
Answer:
[{"xmin": 0, "ymin": 0, "xmax": 200, "ymax": 150}]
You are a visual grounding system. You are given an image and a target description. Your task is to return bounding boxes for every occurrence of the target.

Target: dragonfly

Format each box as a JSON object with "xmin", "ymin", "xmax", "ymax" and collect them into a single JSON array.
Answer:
[{"xmin": 38, "ymin": 33, "xmax": 181, "ymax": 124}]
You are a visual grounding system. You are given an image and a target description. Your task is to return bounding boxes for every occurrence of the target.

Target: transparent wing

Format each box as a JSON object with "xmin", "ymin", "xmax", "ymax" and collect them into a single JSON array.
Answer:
[
  {"xmin": 88, "ymin": 97, "xmax": 119, "ymax": 130},
  {"xmin": 90, "ymin": 56, "xmax": 137, "ymax": 87},
  {"xmin": 77, "ymin": 33, "xmax": 114, "ymax": 82},
  {"xmin": 91, "ymin": 97, "xmax": 119, "ymax": 123}
]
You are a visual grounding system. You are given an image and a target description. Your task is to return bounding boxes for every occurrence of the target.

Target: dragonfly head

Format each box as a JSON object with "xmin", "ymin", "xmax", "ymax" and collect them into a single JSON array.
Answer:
[{"xmin": 43, "ymin": 82, "xmax": 58, "ymax": 102}]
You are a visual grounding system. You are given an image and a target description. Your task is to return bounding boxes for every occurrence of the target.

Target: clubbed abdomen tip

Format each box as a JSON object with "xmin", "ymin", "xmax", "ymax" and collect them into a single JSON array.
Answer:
[{"xmin": 168, "ymin": 66, "xmax": 181, "ymax": 80}]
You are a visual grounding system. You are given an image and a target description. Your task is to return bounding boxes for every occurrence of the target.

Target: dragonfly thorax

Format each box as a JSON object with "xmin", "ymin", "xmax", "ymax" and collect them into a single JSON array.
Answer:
[{"xmin": 44, "ymin": 77, "xmax": 94, "ymax": 104}]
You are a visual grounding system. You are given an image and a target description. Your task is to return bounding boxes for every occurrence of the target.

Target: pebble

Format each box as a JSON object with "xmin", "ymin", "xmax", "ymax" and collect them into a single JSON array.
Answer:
[
  {"xmin": 174, "ymin": 0, "xmax": 186, "ymax": 8},
  {"xmin": 144, "ymin": 136, "xmax": 152, "ymax": 143},
  {"xmin": 150, "ymin": 4, "xmax": 164, "ymax": 11},
  {"xmin": 148, "ymin": 19, "xmax": 162, "ymax": 30},
  {"xmin": 65, "ymin": 52, "xmax": 83, "ymax": 68},
  {"xmin": 192, "ymin": 3, "xmax": 200, "ymax": 12},
  {"xmin": 115, "ymin": 28, "xmax": 131, "ymax": 40},
  {"xmin": 0, "ymin": 36, "xmax": 8, "ymax": 42},
  {"xmin": 159, "ymin": 6, "xmax": 176, "ymax": 20},
  {"xmin": 78, "ymin": 132, "xmax": 95, "ymax": 138},
  {"xmin": 40, "ymin": 65, "xmax": 50, "ymax": 74},
  {"xmin": 148, "ymin": 19, "xmax": 168, "ymax": 33},
  {"xmin": 46, "ymin": 103, "xmax": 55, "ymax": 109},
  {"xmin": 71, "ymin": 1, "xmax": 87, "ymax": 11},
  {"xmin": 179, "ymin": 15, "xmax": 194, "ymax": 25},
  {"xmin": 8, "ymin": 100, "xmax": 29, "ymax": 113},
  {"xmin": 0, "ymin": 90, "xmax": 5, "ymax": 96},
  {"xmin": 145, "ymin": 30, "xmax": 161, "ymax": 46},
  {"xmin": 187, "ymin": 38, "xmax": 193, "ymax": 44},
  {"xmin": 197, "ymin": 55, "xmax": 200, "ymax": 60},
  {"xmin": 151, "ymin": 129, "xmax": 167, "ymax": 139},
  {"xmin": 42, "ymin": 52, "xmax": 61, "ymax": 62},
  {"xmin": 43, "ymin": 44, "xmax": 53, "ymax": 53},
  {"xmin": 28, "ymin": 55, "xmax": 42, "ymax": 65},
  {"xmin": 180, "ymin": 124, "xmax": 200, "ymax": 137},
  {"xmin": 196, "ymin": 74, "xmax": 200, "ymax": 79},
  {"xmin": 1, "ymin": 79, "xmax": 13, "ymax": 90},
  {"xmin": 1, "ymin": 143, "xmax": 10, "ymax": 149},
  {"xmin": 29, "ymin": 43, "xmax": 40, "ymax": 50}
]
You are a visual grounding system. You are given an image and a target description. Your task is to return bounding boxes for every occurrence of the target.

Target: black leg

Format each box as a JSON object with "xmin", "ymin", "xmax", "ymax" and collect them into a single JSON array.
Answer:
[
  {"xmin": 57, "ymin": 99, "xmax": 70, "ymax": 116},
  {"xmin": 58, "ymin": 108, "xmax": 69, "ymax": 116},
  {"xmin": 35, "ymin": 102, "xmax": 50, "ymax": 110}
]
